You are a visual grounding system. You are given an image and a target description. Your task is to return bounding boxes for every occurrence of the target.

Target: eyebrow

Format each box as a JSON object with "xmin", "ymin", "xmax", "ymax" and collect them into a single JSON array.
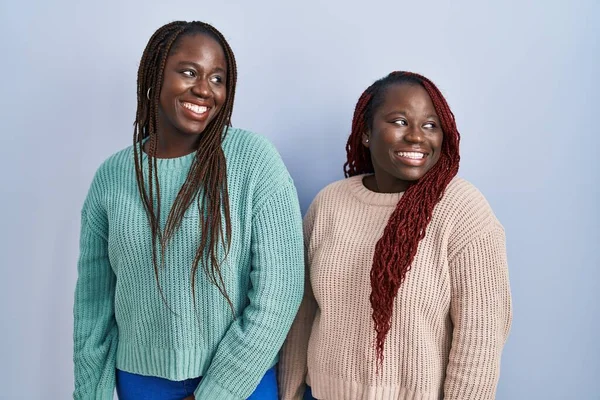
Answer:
[
  {"xmin": 175, "ymin": 61, "xmax": 226, "ymax": 74},
  {"xmin": 383, "ymin": 110, "xmax": 407, "ymax": 118},
  {"xmin": 383, "ymin": 110, "xmax": 440, "ymax": 120}
]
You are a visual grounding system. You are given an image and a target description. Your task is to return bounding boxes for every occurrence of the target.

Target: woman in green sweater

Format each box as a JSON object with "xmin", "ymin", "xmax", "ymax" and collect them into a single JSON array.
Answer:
[
  {"xmin": 279, "ymin": 71, "xmax": 512, "ymax": 399},
  {"xmin": 73, "ymin": 21, "xmax": 304, "ymax": 400}
]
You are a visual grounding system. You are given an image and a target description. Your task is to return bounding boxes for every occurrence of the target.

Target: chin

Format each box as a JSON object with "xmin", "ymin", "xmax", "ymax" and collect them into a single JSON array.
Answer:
[
  {"xmin": 179, "ymin": 124, "xmax": 208, "ymax": 136},
  {"xmin": 395, "ymin": 171, "xmax": 427, "ymax": 182}
]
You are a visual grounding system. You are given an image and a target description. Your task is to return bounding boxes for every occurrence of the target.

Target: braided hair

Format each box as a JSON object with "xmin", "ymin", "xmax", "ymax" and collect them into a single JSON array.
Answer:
[
  {"xmin": 344, "ymin": 71, "xmax": 461, "ymax": 367},
  {"xmin": 133, "ymin": 21, "xmax": 238, "ymax": 314}
]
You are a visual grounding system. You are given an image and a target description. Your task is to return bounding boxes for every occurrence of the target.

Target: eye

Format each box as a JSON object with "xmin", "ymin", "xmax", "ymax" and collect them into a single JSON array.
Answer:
[
  {"xmin": 181, "ymin": 69, "xmax": 196, "ymax": 78},
  {"xmin": 393, "ymin": 119, "xmax": 407, "ymax": 126},
  {"xmin": 210, "ymin": 75, "xmax": 224, "ymax": 84},
  {"xmin": 423, "ymin": 122, "xmax": 436, "ymax": 129}
]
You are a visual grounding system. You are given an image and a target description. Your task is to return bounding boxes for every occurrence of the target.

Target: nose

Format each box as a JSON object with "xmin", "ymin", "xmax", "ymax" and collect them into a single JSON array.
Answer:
[
  {"xmin": 404, "ymin": 125, "xmax": 425, "ymax": 143},
  {"xmin": 191, "ymin": 78, "xmax": 211, "ymax": 98}
]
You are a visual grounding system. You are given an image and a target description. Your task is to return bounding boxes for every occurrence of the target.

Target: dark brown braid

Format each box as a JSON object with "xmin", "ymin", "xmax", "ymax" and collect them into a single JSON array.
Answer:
[
  {"xmin": 344, "ymin": 71, "xmax": 461, "ymax": 368},
  {"xmin": 132, "ymin": 21, "xmax": 238, "ymax": 315}
]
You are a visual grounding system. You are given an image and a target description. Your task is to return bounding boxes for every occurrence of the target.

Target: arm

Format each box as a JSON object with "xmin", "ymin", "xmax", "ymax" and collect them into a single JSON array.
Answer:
[
  {"xmin": 278, "ymin": 200, "xmax": 319, "ymax": 400},
  {"xmin": 73, "ymin": 202, "xmax": 118, "ymax": 400},
  {"xmin": 444, "ymin": 226, "xmax": 512, "ymax": 400},
  {"xmin": 194, "ymin": 180, "xmax": 304, "ymax": 400},
  {"xmin": 277, "ymin": 261, "xmax": 317, "ymax": 400}
]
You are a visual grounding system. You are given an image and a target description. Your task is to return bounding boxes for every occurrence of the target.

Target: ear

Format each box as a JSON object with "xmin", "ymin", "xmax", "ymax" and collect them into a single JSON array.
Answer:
[{"xmin": 362, "ymin": 131, "xmax": 371, "ymax": 148}]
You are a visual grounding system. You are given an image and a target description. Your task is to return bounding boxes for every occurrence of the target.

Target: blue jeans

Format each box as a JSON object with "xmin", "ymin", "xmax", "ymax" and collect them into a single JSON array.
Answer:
[
  {"xmin": 304, "ymin": 386, "xmax": 316, "ymax": 400},
  {"xmin": 116, "ymin": 367, "xmax": 278, "ymax": 400}
]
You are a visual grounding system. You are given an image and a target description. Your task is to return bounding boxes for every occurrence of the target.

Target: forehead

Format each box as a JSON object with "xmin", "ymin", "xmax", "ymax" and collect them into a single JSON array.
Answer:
[
  {"xmin": 377, "ymin": 82, "xmax": 436, "ymax": 115},
  {"xmin": 167, "ymin": 33, "xmax": 226, "ymax": 66}
]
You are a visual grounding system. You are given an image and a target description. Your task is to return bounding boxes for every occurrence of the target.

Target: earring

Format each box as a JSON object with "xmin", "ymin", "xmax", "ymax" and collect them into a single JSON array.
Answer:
[
  {"xmin": 146, "ymin": 87, "xmax": 152, "ymax": 100},
  {"xmin": 365, "ymin": 138, "xmax": 369, "ymax": 143}
]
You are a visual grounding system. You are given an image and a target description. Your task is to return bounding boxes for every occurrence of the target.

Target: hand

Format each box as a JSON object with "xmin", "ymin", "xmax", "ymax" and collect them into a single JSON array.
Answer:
[{"xmin": 182, "ymin": 396, "xmax": 195, "ymax": 400}]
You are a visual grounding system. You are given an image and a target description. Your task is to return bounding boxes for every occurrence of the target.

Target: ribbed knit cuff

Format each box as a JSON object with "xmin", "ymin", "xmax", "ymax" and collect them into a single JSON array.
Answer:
[
  {"xmin": 96, "ymin": 387, "xmax": 115, "ymax": 400},
  {"xmin": 86, "ymin": 387, "xmax": 114, "ymax": 400},
  {"xmin": 194, "ymin": 376, "xmax": 242, "ymax": 400},
  {"xmin": 74, "ymin": 387, "xmax": 115, "ymax": 400}
]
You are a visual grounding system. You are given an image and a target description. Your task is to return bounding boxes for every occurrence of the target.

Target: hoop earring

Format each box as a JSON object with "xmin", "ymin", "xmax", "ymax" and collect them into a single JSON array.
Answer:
[{"xmin": 146, "ymin": 87, "xmax": 152, "ymax": 100}]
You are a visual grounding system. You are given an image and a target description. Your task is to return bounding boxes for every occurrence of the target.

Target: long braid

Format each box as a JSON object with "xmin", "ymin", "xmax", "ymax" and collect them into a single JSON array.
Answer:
[
  {"xmin": 343, "ymin": 86, "xmax": 376, "ymax": 176},
  {"xmin": 345, "ymin": 71, "xmax": 461, "ymax": 368},
  {"xmin": 133, "ymin": 21, "xmax": 238, "ymax": 315}
]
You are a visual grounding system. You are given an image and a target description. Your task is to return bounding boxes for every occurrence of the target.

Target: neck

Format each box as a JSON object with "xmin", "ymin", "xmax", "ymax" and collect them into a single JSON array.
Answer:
[
  {"xmin": 364, "ymin": 174, "xmax": 410, "ymax": 193},
  {"xmin": 144, "ymin": 133, "xmax": 200, "ymax": 159}
]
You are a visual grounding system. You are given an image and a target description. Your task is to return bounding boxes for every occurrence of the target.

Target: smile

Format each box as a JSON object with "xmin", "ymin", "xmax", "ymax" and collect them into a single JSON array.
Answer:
[
  {"xmin": 395, "ymin": 151, "xmax": 426, "ymax": 159},
  {"xmin": 182, "ymin": 102, "xmax": 209, "ymax": 115}
]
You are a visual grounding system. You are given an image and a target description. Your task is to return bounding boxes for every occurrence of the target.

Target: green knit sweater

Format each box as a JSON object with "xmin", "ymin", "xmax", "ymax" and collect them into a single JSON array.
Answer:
[{"xmin": 73, "ymin": 128, "xmax": 304, "ymax": 399}]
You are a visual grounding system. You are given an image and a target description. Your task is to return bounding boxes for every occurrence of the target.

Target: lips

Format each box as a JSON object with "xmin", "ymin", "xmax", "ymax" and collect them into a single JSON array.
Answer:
[
  {"xmin": 181, "ymin": 101, "xmax": 209, "ymax": 115},
  {"xmin": 393, "ymin": 150, "xmax": 429, "ymax": 166},
  {"xmin": 395, "ymin": 151, "xmax": 426, "ymax": 159}
]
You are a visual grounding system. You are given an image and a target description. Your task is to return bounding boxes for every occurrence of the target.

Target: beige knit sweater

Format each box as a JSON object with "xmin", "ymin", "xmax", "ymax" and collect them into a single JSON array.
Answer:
[{"xmin": 278, "ymin": 175, "xmax": 512, "ymax": 400}]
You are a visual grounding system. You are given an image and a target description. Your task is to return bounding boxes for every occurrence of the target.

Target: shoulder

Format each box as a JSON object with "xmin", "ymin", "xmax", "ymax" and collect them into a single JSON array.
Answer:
[
  {"xmin": 84, "ymin": 145, "xmax": 133, "ymax": 205},
  {"xmin": 223, "ymin": 127, "xmax": 291, "ymax": 185},
  {"xmin": 439, "ymin": 177, "xmax": 497, "ymax": 221},
  {"xmin": 311, "ymin": 178, "xmax": 352, "ymax": 207},
  {"xmin": 440, "ymin": 177, "xmax": 493, "ymax": 212},
  {"xmin": 223, "ymin": 128, "xmax": 298, "ymax": 211},
  {"xmin": 222, "ymin": 127, "xmax": 281, "ymax": 163},
  {"xmin": 304, "ymin": 177, "xmax": 353, "ymax": 223},
  {"xmin": 436, "ymin": 177, "xmax": 503, "ymax": 256},
  {"xmin": 93, "ymin": 145, "xmax": 134, "ymax": 180}
]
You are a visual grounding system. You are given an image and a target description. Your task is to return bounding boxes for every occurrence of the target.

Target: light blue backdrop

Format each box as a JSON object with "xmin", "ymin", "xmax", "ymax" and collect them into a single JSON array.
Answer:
[{"xmin": 1, "ymin": 0, "xmax": 598, "ymax": 398}]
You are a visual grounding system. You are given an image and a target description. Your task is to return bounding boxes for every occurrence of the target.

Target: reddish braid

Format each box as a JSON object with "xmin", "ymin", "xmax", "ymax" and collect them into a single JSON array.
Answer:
[{"xmin": 344, "ymin": 71, "xmax": 461, "ymax": 368}]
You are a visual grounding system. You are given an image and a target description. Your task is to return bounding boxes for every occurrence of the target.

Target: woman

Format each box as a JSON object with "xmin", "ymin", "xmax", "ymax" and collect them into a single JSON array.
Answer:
[
  {"xmin": 278, "ymin": 71, "xmax": 512, "ymax": 400},
  {"xmin": 73, "ymin": 21, "xmax": 304, "ymax": 400}
]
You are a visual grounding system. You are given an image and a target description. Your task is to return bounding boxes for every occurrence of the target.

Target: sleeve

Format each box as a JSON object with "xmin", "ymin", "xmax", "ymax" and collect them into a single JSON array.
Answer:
[
  {"xmin": 443, "ymin": 225, "xmax": 513, "ymax": 400},
  {"xmin": 194, "ymin": 178, "xmax": 305, "ymax": 400},
  {"xmin": 73, "ymin": 179, "xmax": 118, "ymax": 400},
  {"xmin": 277, "ymin": 199, "xmax": 319, "ymax": 400}
]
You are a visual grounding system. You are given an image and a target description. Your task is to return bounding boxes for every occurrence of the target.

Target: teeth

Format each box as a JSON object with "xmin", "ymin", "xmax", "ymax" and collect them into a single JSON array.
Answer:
[
  {"xmin": 182, "ymin": 102, "xmax": 208, "ymax": 114},
  {"xmin": 396, "ymin": 151, "xmax": 425, "ymax": 159}
]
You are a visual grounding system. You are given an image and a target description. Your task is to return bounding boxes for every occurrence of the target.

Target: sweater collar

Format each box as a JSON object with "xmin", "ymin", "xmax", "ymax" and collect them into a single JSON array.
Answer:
[
  {"xmin": 136, "ymin": 137, "xmax": 197, "ymax": 170},
  {"xmin": 347, "ymin": 174, "xmax": 404, "ymax": 207}
]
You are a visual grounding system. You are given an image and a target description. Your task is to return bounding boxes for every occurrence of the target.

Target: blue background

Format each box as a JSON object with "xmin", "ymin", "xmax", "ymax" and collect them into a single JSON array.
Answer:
[{"xmin": 1, "ymin": 1, "xmax": 598, "ymax": 398}]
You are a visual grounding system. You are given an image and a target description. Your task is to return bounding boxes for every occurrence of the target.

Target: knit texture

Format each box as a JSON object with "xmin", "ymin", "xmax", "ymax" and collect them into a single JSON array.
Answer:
[
  {"xmin": 73, "ymin": 128, "xmax": 304, "ymax": 400},
  {"xmin": 278, "ymin": 175, "xmax": 512, "ymax": 400}
]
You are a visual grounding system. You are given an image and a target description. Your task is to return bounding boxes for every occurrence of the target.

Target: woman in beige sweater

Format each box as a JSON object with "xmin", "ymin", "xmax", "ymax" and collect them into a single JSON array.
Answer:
[{"xmin": 278, "ymin": 71, "xmax": 512, "ymax": 400}]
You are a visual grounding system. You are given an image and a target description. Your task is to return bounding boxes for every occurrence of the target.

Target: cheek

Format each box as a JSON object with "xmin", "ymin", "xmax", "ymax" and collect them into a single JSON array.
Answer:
[
  {"xmin": 430, "ymin": 134, "xmax": 444, "ymax": 163},
  {"xmin": 162, "ymin": 74, "xmax": 188, "ymax": 95},
  {"xmin": 157, "ymin": 92, "xmax": 169, "ymax": 118},
  {"xmin": 368, "ymin": 130, "xmax": 393, "ymax": 160},
  {"xmin": 379, "ymin": 129, "xmax": 398, "ymax": 145},
  {"xmin": 158, "ymin": 79, "xmax": 177, "ymax": 106},
  {"xmin": 215, "ymin": 88, "xmax": 227, "ymax": 107},
  {"xmin": 371, "ymin": 127, "xmax": 397, "ymax": 151},
  {"xmin": 433, "ymin": 132, "xmax": 444, "ymax": 152}
]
